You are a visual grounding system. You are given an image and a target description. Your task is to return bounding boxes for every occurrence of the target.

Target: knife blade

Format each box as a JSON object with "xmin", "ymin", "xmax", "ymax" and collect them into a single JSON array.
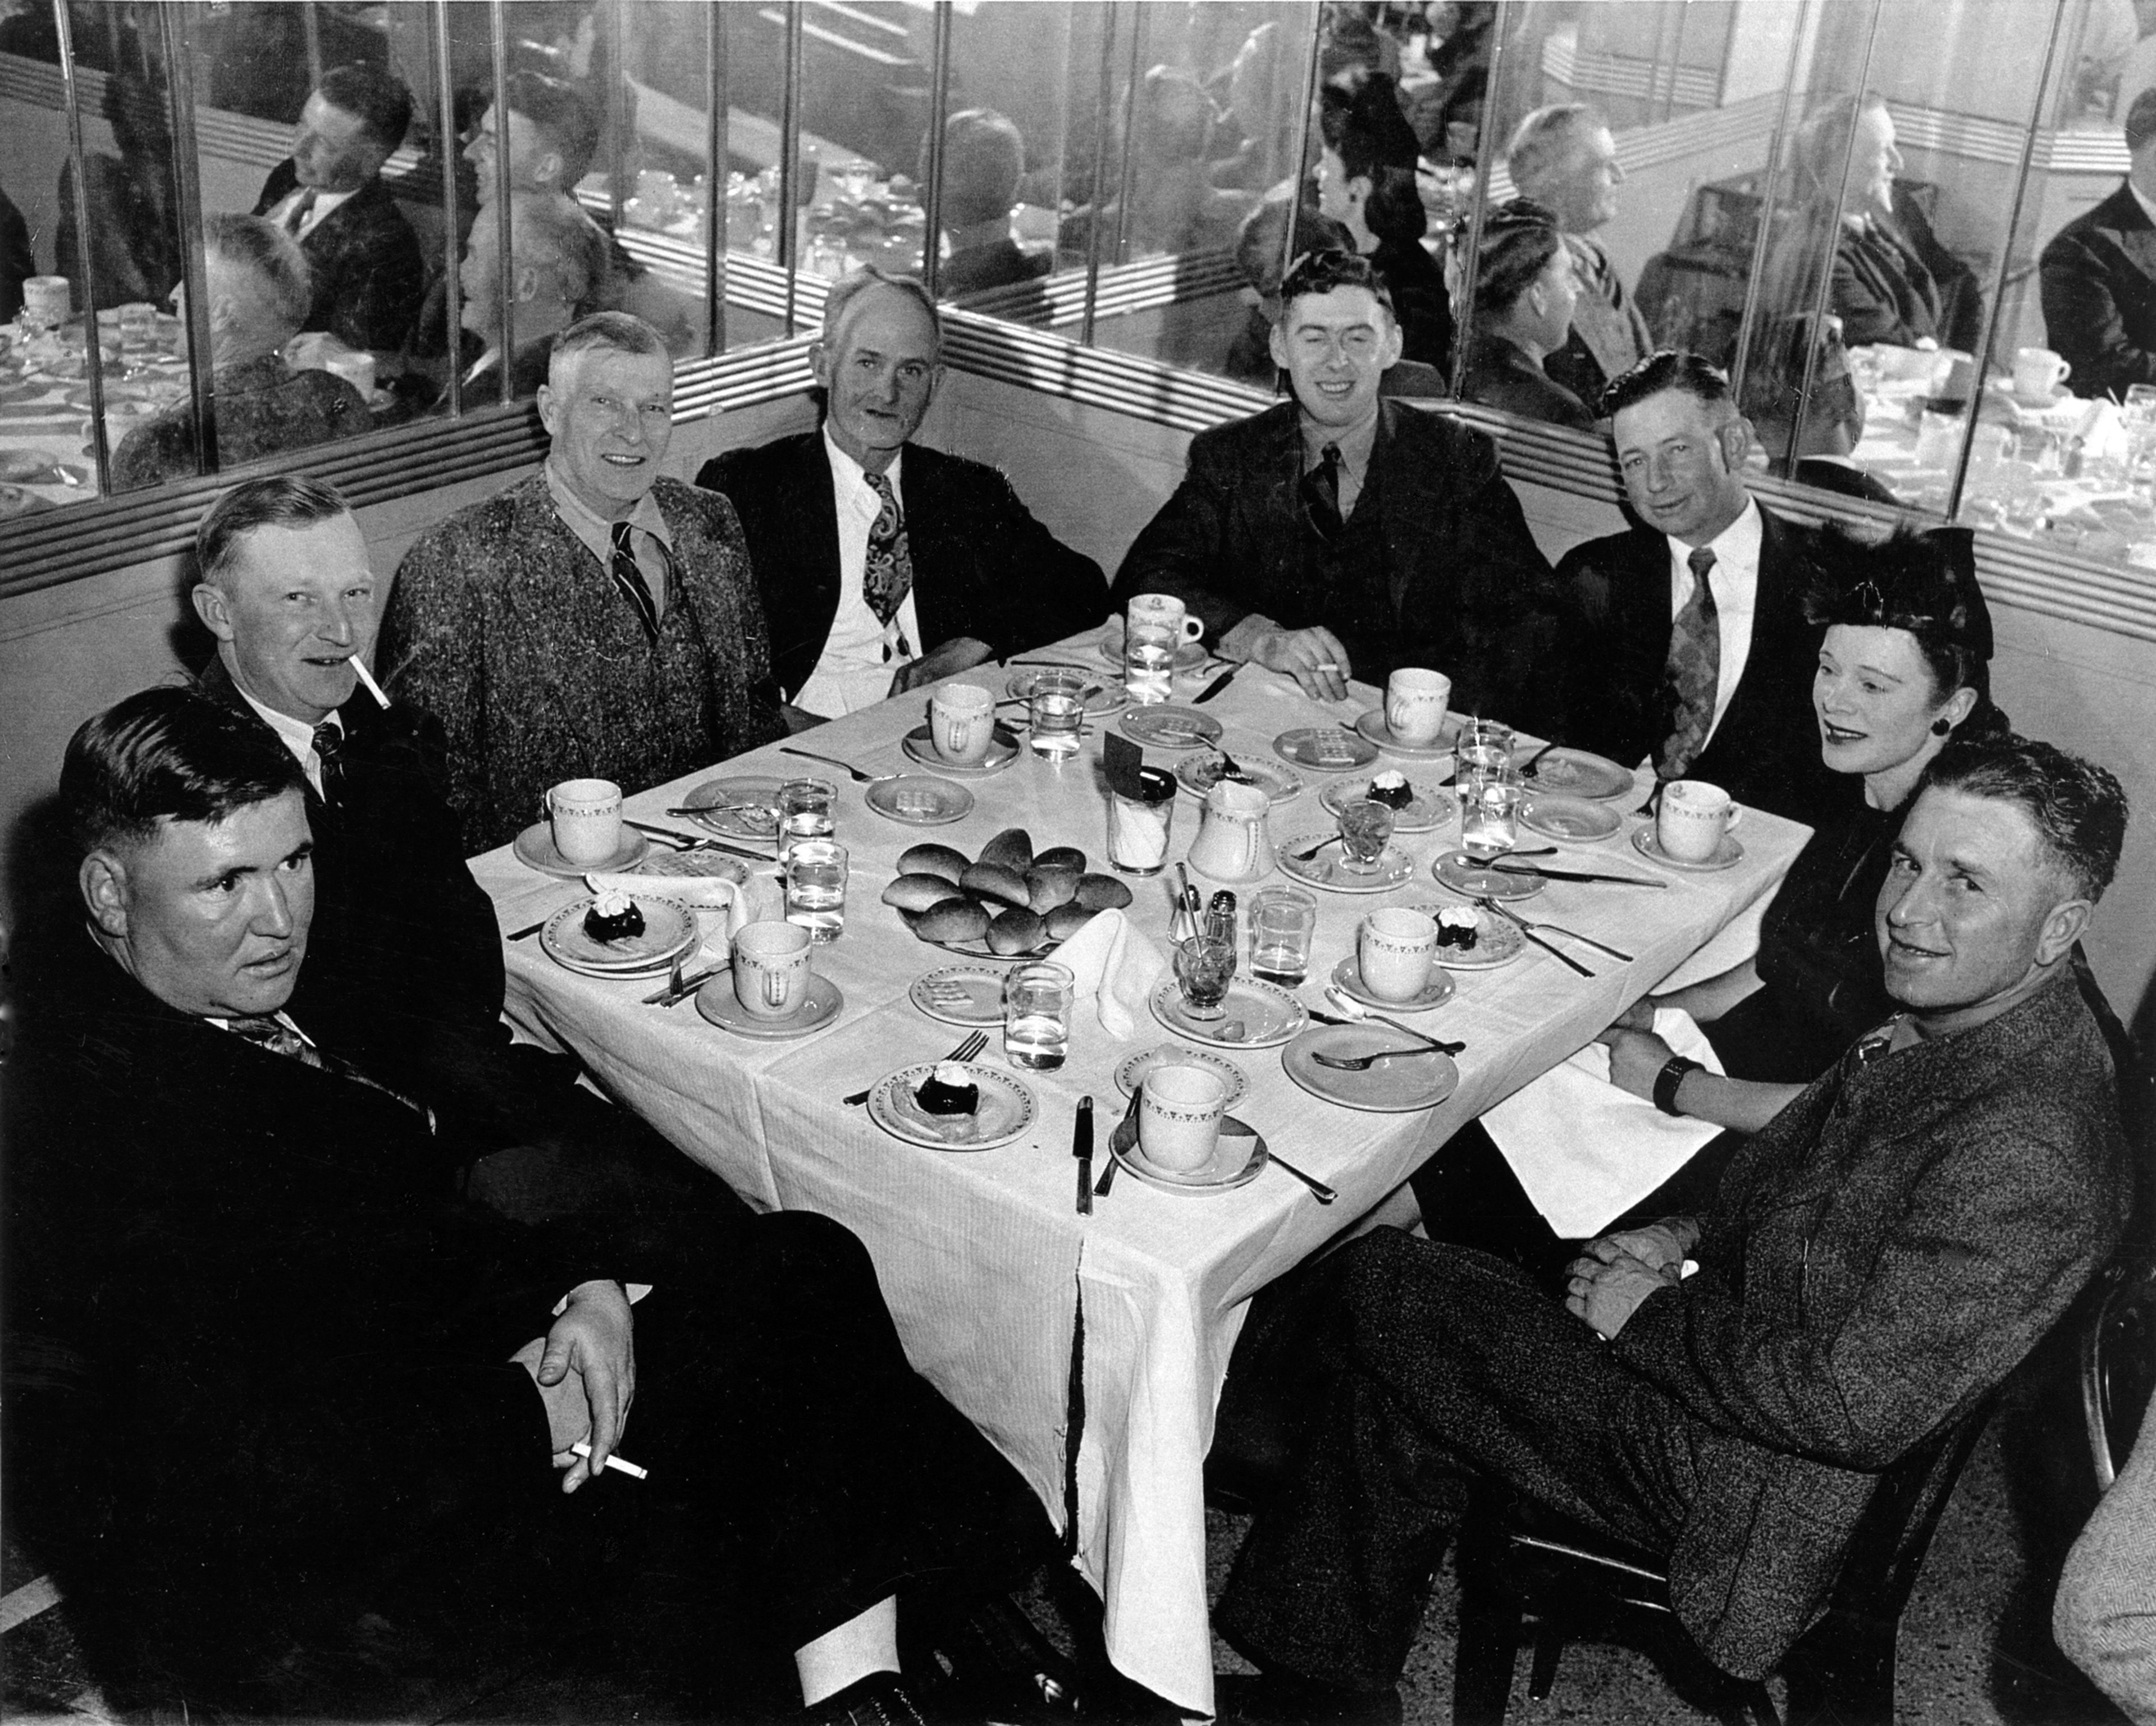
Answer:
[
  {"xmin": 1074, "ymin": 1095, "xmax": 1095, "ymax": 1215},
  {"xmin": 1488, "ymin": 862, "xmax": 1667, "ymax": 888},
  {"xmin": 1191, "ymin": 665, "xmax": 1239, "ymax": 704},
  {"xmin": 1097, "ymin": 1087, "xmax": 1141, "ymax": 1196}
]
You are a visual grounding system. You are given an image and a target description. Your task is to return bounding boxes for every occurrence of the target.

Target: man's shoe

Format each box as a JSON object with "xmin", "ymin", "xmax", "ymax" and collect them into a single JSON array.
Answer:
[
  {"xmin": 1213, "ymin": 1670, "xmax": 1403, "ymax": 1726},
  {"xmin": 809, "ymin": 1671, "xmax": 928, "ymax": 1726}
]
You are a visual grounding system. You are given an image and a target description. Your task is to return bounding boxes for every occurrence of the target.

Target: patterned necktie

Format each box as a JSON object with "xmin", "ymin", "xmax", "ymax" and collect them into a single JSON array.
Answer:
[
  {"xmin": 1303, "ymin": 442, "xmax": 1345, "ymax": 541},
  {"xmin": 227, "ymin": 1013, "xmax": 325, "ymax": 1070},
  {"xmin": 862, "ymin": 470, "xmax": 914, "ymax": 657},
  {"xmin": 311, "ymin": 721, "xmax": 344, "ymax": 805},
  {"xmin": 1658, "ymin": 546, "xmax": 1722, "ymax": 780},
  {"xmin": 285, "ymin": 187, "xmax": 317, "ymax": 236},
  {"xmin": 608, "ymin": 520, "xmax": 661, "ymax": 645}
]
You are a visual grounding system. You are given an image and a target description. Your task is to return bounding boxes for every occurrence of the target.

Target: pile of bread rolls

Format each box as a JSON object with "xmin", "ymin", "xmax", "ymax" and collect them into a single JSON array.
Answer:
[{"xmin": 881, "ymin": 828, "xmax": 1134, "ymax": 955}]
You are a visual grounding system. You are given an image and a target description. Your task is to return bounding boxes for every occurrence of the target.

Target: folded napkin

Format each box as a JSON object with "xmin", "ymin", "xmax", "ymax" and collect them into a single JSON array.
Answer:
[
  {"xmin": 1052, "ymin": 907, "xmax": 1168, "ymax": 1039},
  {"xmin": 583, "ymin": 869, "xmax": 784, "ymax": 957},
  {"xmin": 1481, "ymin": 1008, "xmax": 1726, "ymax": 1240}
]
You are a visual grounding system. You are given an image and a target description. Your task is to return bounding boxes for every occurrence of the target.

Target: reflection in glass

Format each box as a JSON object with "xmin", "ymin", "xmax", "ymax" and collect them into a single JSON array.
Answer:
[
  {"xmin": 1460, "ymin": 198, "xmax": 1593, "ymax": 428},
  {"xmin": 1319, "ymin": 75, "xmax": 1450, "ymax": 369}
]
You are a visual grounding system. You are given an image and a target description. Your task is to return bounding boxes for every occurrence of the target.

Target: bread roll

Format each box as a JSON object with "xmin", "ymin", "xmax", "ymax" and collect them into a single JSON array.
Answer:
[
  {"xmin": 986, "ymin": 907, "xmax": 1047, "ymax": 955},
  {"xmin": 1074, "ymin": 872, "xmax": 1135, "ymax": 912},
  {"xmin": 908, "ymin": 898, "xmax": 991, "ymax": 942},
  {"xmin": 1034, "ymin": 845, "xmax": 1087, "ymax": 873},
  {"xmin": 883, "ymin": 873, "xmax": 968, "ymax": 913},
  {"xmin": 960, "ymin": 861, "xmax": 1031, "ymax": 908},
  {"xmin": 977, "ymin": 827, "xmax": 1035, "ymax": 873},
  {"xmin": 898, "ymin": 843, "xmax": 970, "ymax": 885},
  {"xmin": 1045, "ymin": 904, "xmax": 1097, "ymax": 942},
  {"xmin": 1025, "ymin": 864, "xmax": 1081, "ymax": 913}
]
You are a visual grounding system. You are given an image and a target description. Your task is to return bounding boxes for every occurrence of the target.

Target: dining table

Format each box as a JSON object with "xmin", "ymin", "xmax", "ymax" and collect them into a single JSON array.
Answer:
[{"xmin": 466, "ymin": 628, "xmax": 1811, "ymax": 1718}]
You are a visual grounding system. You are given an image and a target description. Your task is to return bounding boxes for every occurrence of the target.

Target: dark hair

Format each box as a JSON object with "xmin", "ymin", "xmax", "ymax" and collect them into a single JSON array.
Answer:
[
  {"xmin": 1236, "ymin": 202, "xmax": 1353, "ymax": 299},
  {"xmin": 501, "ymin": 69, "xmax": 599, "ymax": 187},
  {"xmin": 937, "ymin": 108, "xmax": 1026, "ymax": 229},
  {"xmin": 1803, "ymin": 525, "xmax": 2002, "ymax": 734},
  {"xmin": 315, "ymin": 63, "xmax": 414, "ymax": 159},
  {"xmin": 197, "ymin": 475, "xmax": 351, "ymax": 587},
  {"xmin": 1473, "ymin": 198, "xmax": 1565, "ymax": 317},
  {"xmin": 1318, "ymin": 77, "xmax": 1426, "ymax": 244},
  {"xmin": 2129, "ymin": 86, "xmax": 2156, "ymax": 154},
  {"xmin": 63, "ymin": 687, "xmax": 304, "ymax": 858},
  {"xmin": 1920, "ymin": 735, "xmax": 2130, "ymax": 901},
  {"xmin": 1278, "ymin": 246, "xmax": 1396, "ymax": 321},
  {"xmin": 1601, "ymin": 349, "xmax": 1733, "ymax": 420}
]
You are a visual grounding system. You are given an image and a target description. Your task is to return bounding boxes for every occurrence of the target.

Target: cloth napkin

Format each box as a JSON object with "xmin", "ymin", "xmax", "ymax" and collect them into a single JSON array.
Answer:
[
  {"xmin": 584, "ymin": 869, "xmax": 784, "ymax": 958},
  {"xmin": 1052, "ymin": 907, "xmax": 1168, "ymax": 1038},
  {"xmin": 1481, "ymin": 1008, "xmax": 1727, "ymax": 1239}
]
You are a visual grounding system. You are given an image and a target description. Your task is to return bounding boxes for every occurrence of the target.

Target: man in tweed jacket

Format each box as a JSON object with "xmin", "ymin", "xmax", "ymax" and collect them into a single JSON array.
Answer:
[
  {"xmin": 1214, "ymin": 738, "xmax": 2133, "ymax": 1710},
  {"xmin": 380, "ymin": 313, "xmax": 783, "ymax": 853}
]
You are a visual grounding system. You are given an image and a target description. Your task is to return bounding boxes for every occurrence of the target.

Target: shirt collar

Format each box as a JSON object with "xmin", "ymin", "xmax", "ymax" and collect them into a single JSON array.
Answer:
[
  {"xmin": 1296, "ymin": 401, "xmax": 1382, "ymax": 480},
  {"xmin": 545, "ymin": 458, "xmax": 672, "ymax": 564},
  {"xmin": 2130, "ymin": 176, "xmax": 2156, "ymax": 230},
  {"xmin": 233, "ymin": 680, "xmax": 338, "ymax": 766},
  {"xmin": 823, "ymin": 423, "xmax": 902, "ymax": 509},
  {"xmin": 1669, "ymin": 495, "xmax": 1762, "ymax": 569}
]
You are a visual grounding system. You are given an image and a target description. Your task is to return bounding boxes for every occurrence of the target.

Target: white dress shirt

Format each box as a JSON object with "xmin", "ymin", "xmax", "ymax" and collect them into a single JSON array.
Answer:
[
  {"xmin": 792, "ymin": 427, "xmax": 923, "ymax": 718},
  {"xmin": 1665, "ymin": 497, "xmax": 1762, "ymax": 747},
  {"xmin": 236, "ymin": 683, "xmax": 339, "ymax": 799},
  {"xmin": 267, "ymin": 182, "xmax": 357, "ymax": 242}
]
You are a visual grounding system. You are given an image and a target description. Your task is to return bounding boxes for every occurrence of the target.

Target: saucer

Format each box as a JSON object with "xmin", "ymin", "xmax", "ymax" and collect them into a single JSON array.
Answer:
[
  {"xmin": 866, "ymin": 1061, "xmax": 1036, "ymax": 1150},
  {"xmin": 1107, "ymin": 1111, "xmax": 1269, "ymax": 1194},
  {"xmin": 678, "ymin": 774, "xmax": 784, "ymax": 841},
  {"xmin": 1278, "ymin": 836, "xmax": 1415, "ymax": 892},
  {"xmin": 908, "ymin": 963, "xmax": 1009, "ymax": 1027},
  {"xmin": 695, "ymin": 972, "xmax": 844, "ymax": 1038},
  {"xmin": 1432, "ymin": 852, "xmax": 1547, "ymax": 900},
  {"xmin": 1113, "ymin": 1043, "xmax": 1251, "ymax": 1109},
  {"xmin": 1353, "ymin": 708, "xmax": 1457, "ymax": 761},
  {"xmin": 1519, "ymin": 749, "xmax": 1636, "ymax": 802},
  {"xmin": 1272, "ymin": 726, "xmax": 1380, "ymax": 771},
  {"xmin": 1004, "ymin": 666, "xmax": 1128, "ymax": 714},
  {"xmin": 1632, "ymin": 825, "xmax": 1744, "ymax": 872},
  {"xmin": 866, "ymin": 773, "xmax": 976, "ymax": 826},
  {"xmin": 1320, "ymin": 777, "xmax": 1452, "ymax": 834},
  {"xmin": 900, "ymin": 722, "xmax": 1020, "ymax": 777},
  {"xmin": 1404, "ymin": 902, "xmax": 1531, "ymax": 969},
  {"xmin": 541, "ymin": 895, "xmax": 700, "ymax": 974},
  {"xmin": 1283, "ymin": 1025, "xmax": 1460, "ymax": 1113},
  {"xmin": 1149, "ymin": 976, "xmax": 1308, "ymax": 1048},
  {"xmin": 1519, "ymin": 794, "xmax": 1623, "ymax": 843},
  {"xmin": 1119, "ymin": 704, "xmax": 1223, "ymax": 748},
  {"xmin": 1094, "ymin": 626, "xmax": 1209, "ymax": 674},
  {"xmin": 513, "ymin": 821, "xmax": 649, "ymax": 878},
  {"xmin": 1175, "ymin": 752, "xmax": 1304, "ymax": 806},
  {"xmin": 1329, "ymin": 955, "xmax": 1456, "ymax": 1012}
]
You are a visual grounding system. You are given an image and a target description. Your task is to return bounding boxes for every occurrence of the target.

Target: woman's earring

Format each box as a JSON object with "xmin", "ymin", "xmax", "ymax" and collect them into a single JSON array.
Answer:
[{"xmin": 1931, "ymin": 717, "xmax": 1953, "ymax": 736}]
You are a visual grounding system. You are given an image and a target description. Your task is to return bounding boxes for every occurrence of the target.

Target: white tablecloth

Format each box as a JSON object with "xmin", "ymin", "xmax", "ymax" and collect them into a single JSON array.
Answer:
[{"xmin": 469, "ymin": 637, "xmax": 1807, "ymax": 1715}]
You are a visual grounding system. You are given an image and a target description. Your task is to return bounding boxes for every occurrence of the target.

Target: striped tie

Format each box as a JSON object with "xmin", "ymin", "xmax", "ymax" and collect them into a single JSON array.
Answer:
[
  {"xmin": 609, "ymin": 520, "xmax": 661, "ymax": 645},
  {"xmin": 1657, "ymin": 547, "xmax": 1721, "ymax": 780}
]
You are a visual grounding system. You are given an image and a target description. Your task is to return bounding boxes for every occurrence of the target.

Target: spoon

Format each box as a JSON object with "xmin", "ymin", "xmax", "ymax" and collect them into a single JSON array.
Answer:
[
  {"xmin": 1289, "ymin": 834, "xmax": 1342, "ymax": 863},
  {"xmin": 1309, "ymin": 1045, "xmax": 1458, "ymax": 1070}
]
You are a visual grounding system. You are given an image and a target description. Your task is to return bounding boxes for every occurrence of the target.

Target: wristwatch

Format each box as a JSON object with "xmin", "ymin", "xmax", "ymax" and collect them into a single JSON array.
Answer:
[{"xmin": 1653, "ymin": 1055, "xmax": 1703, "ymax": 1118}]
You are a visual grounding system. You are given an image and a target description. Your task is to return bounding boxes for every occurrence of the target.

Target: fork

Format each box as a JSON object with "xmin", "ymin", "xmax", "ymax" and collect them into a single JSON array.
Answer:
[
  {"xmin": 843, "ymin": 1031, "xmax": 986, "ymax": 1106},
  {"xmin": 781, "ymin": 745, "xmax": 890, "ymax": 786}
]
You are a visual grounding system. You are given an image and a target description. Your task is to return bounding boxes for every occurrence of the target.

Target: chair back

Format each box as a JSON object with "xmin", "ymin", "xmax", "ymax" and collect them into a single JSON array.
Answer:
[{"xmin": 2081, "ymin": 1252, "xmax": 2156, "ymax": 1491}]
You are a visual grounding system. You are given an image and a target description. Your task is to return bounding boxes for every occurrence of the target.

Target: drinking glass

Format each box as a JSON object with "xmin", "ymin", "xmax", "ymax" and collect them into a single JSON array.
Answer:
[
  {"xmin": 1454, "ymin": 717, "xmax": 1513, "ymax": 777},
  {"xmin": 1248, "ymin": 886, "xmax": 1318, "ymax": 986},
  {"xmin": 1002, "ymin": 960, "xmax": 1074, "ymax": 1070},
  {"xmin": 1460, "ymin": 771, "xmax": 1523, "ymax": 859},
  {"xmin": 1124, "ymin": 618, "xmax": 1178, "ymax": 704},
  {"xmin": 783, "ymin": 839, "xmax": 848, "ymax": 942},
  {"xmin": 1106, "ymin": 767, "xmax": 1177, "ymax": 874},
  {"xmin": 1028, "ymin": 690, "xmax": 1085, "ymax": 762},
  {"xmin": 1336, "ymin": 798, "xmax": 1395, "ymax": 875},
  {"xmin": 1172, "ymin": 936, "xmax": 1236, "ymax": 1021},
  {"xmin": 777, "ymin": 777, "xmax": 837, "ymax": 858}
]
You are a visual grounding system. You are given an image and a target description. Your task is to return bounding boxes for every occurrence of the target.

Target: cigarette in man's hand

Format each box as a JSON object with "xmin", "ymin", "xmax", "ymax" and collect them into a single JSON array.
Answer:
[
  {"xmin": 347, "ymin": 654, "xmax": 391, "ymax": 709},
  {"xmin": 570, "ymin": 1440, "xmax": 648, "ymax": 1480}
]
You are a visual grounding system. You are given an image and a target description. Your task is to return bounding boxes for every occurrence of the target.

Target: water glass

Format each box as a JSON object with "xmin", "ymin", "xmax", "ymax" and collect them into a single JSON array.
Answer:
[
  {"xmin": 1173, "ymin": 935, "xmax": 1236, "ymax": 1021},
  {"xmin": 1248, "ymin": 886, "xmax": 1318, "ymax": 986},
  {"xmin": 783, "ymin": 839, "xmax": 848, "ymax": 942},
  {"xmin": 1106, "ymin": 767, "xmax": 1178, "ymax": 874},
  {"xmin": 1002, "ymin": 960, "xmax": 1074, "ymax": 1070},
  {"xmin": 1124, "ymin": 618, "xmax": 1179, "ymax": 704},
  {"xmin": 1336, "ymin": 798, "xmax": 1396, "ymax": 874},
  {"xmin": 1454, "ymin": 717, "xmax": 1513, "ymax": 775},
  {"xmin": 777, "ymin": 776, "xmax": 837, "ymax": 858},
  {"xmin": 1029, "ymin": 689, "xmax": 1085, "ymax": 761},
  {"xmin": 1460, "ymin": 771, "xmax": 1523, "ymax": 859}
]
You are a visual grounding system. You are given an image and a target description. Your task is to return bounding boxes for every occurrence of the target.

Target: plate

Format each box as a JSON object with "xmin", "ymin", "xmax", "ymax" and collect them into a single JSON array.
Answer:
[
  {"xmin": 1149, "ymin": 976, "xmax": 1308, "ymax": 1049},
  {"xmin": 1175, "ymin": 752, "xmax": 1304, "ymax": 806},
  {"xmin": 1519, "ymin": 794, "xmax": 1623, "ymax": 843},
  {"xmin": 541, "ymin": 895, "xmax": 700, "ymax": 974},
  {"xmin": 634, "ymin": 848, "xmax": 750, "ymax": 885},
  {"xmin": 901, "ymin": 722, "xmax": 1021, "ymax": 776},
  {"xmin": 1328, "ymin": 955, "xmax": 1456, "ymax": 1012},
  {"xmin": 1273, "ymin": 726, "xmax": 1380, "ymax": 771},
  {"xmin": 0, "ymin": 484, "xmax": 56, "ymax": 519},
  {"xmin": 1107, "ymin": 1112, "xmax": 1269, "ymax": 1194},
  {"xmin": 867, "ymin": 1061, "xmax": 1038, "ymax": 1151},
  {"xmin": 513, "ymin": 821, "xmax": 650, "ymax": 877},
  {"xmin": 908, "ymin": 963, "xmax": 1010, "ymax": 1027},
  {"xmin": 1113, "ymin": 1043, "xmax": 1251, "ymax": 1109},
  {"xmin": 1278, "ymin": 836, "xmax": 1416, "ymax": 892},
  {"xmin": 695, "ymin": 972, "xmax": 844, "ymax": 1038},
  {"xmin": 1432, "ymin": 851, "xmax": 1547, "ymax": 900},
  {"xmin": 1005, "ymin": 666, "xmax": 1128, "ymax": 715},
  {"xmin": 1520, "ymin": 748, "xmax": 1635, "ymax": 802},
  {"xmin": 679, "ymin": 774, "xmax": 784, "ymax": 841},
  {"xmin": 1283, "ymin": 1025, "xmax": 1460, "ymax": 1112},
  {"xmin": 866, "ymin": 773, "xmax": 976, "ymax": 826},
  {"xmin": 1094, "ymin": 624, "xmax": 1209, "ymax": 674},
  {"xmin": 1403, "ymin": 902, "xmax": 1531, "ymax": 969},
  {"xmin": 1632, "ymin": 825, "xmax": 1744, "ymax": 872},
  {"xmin": 1320, "ymin": 777, "xmax": 1451, "ymax": 834},
  {"xmin": 1118, "ymin": 704, "xmax": 1222, "ymax": 748},
  {"xmin": 1353, "ymin": 708, "xmax": 1458, "ymax": 761}
]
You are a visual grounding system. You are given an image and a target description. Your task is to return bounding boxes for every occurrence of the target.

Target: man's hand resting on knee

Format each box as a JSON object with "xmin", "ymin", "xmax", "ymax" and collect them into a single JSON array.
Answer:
[
  {"xmin": 1219, "ymin": 616, "xmax": 1352, "ymax": 703},
  {"xmin": 511, "ymin": 1278, "xmax": 637, "ymax": 1492},
  {"xmin": 1565, "ymin": 1220, "xmax": 1699, "ymax": 1340}
]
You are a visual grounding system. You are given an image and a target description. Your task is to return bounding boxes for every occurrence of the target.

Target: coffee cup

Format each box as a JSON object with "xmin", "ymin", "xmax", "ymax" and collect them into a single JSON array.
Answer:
[
  {"xmin": 1358, "ymin": 907, "xmax": 1437, "ymax": 1002},
  {"xmin": 732, "ymin": 919, "xmax": 813, "ymax": 1019},
  {"xmin": 1139, "ymin": 1063, "xmax": 1228, "ymax": 1173},
  {"xmin": 2013, "ymin": 346, "xmax": 2071, "ymax": 401},
  {"xmin": 1126, "ymin": 593, "xmax": 1205, "ymax": 644},
  {"xmin": 20, "ymin": 276, "xmax": 68, "ymax": 329},
  {"xmin": 1657, "ymin": 779, "xmax": 1743, "ymax": 863},
  {"xmin": 1385, "ymin": 667, "xmax": 1452, "ymax": 747},
  {"xmin": 546, "ymin": 777, "xmax": 623, "ymax": 866},
  {"xmin": 928, "ymin": 682, "xmax": 995, "ymax": 766}
]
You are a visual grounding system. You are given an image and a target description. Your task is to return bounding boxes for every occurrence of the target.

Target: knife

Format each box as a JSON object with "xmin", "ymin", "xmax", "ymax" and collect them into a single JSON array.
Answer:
[
  {"xmin": 1074, "ymin": 1095, "xmax": 1095, "ymax": 1216},
  {"xmin": 1097, "ymin": 1087, "xmax": 1141, "ymax": 1196},
  {"xmin": 1487, "ymin": 861, "xmax": 1667, "ymax": 888},
  {"xmin": 1191, "ymin": 665, "xmax": 1239, "ymax": 704}
]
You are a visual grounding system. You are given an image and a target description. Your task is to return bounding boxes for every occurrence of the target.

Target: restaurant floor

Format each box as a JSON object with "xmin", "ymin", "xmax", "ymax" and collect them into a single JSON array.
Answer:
[{"xmin": 1, "ymin": 1391, "xmax": 2131, "ymax": 1724}]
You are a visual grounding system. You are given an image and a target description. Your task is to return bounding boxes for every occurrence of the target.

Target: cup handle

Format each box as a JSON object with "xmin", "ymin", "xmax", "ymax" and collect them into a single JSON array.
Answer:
[
  {"xmin": 1180, "ymin": 616, "xmax": 1206, "ymax": 642},
  {"xmin": 1724, "ymin": 804, "xmax": 1745, "ymax": 831},
  {"xmin": 2057, "ymin": 359, "xmax": 2073, "ymax": 382}
]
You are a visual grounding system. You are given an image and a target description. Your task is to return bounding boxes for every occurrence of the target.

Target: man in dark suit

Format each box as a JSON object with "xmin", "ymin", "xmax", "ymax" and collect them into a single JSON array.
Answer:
[
  {"xmin": 2043, "ymin": 86, "xmax": 2156, "ymax": 401},
  {"xmin": 252, "ymin": 62, "xmax": 425, "ymax": 353},
  {"xmin": 1213, "ymin": 738, "xmax": 2132, "ymax": 1715},
  {"xmin": 1113, "ymin": 247, "xmax": 1555, "ymax": 707},
  {"xmin": 929, "ymin": 108, "xmax": 1053, "ymax": 301},
  {"xmin": 698, "ymin": 267, "xmax": 1106, "ymax": 721},
  {"xmin": 3, "ymin": 688, "xmax": 1050, "ymax": 1723},
  {"xmin": 1549, "ymin": 350, "xmax": 1847, "ymax": 827}
]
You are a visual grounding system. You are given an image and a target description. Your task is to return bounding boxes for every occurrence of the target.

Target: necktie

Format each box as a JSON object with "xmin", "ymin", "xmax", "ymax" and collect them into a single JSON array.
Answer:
[
  {"xmin": 227, "ymin": 1013, "xmax": 325, "ymax": 1070},
  {"xmin": 1303, "ymin": 442, "xmax": 1344, "ymax": 541},
  {"xmin": 862, "ymin": 470, "xmax": 915, "ymax": 661},
  {"xmin": 608, "ymin": 520, "xmax": 661, "ymax": 645},
  {"xmin": 285, "ymin": 187, "xmax": 318, "ymax": 236},
  {"xmin": 1658, "ymin": 546, "xmax": 1722, "ymax": 780},
  {"xmin": 312, "ymin": 721, "xmax": 344, "ymax": 805}
]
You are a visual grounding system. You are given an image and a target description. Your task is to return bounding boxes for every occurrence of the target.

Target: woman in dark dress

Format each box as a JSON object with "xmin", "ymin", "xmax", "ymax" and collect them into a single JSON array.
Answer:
[
  {"xmin": 1409, "ymin": 525, "xmax": 2004, "ymax": 1276},
  {"xmin": 1318, "ymin": 76, "xmax": 1455, "ymax": 372}
]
